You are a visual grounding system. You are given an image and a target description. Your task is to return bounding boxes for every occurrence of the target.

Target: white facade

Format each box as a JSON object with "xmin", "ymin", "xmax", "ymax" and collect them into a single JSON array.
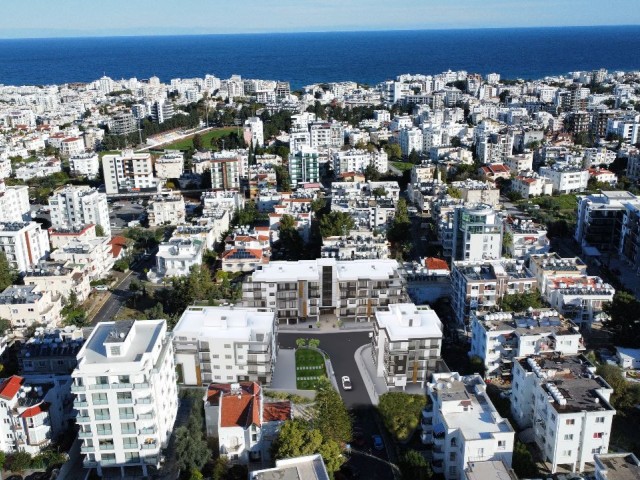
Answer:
[
  {"xmin": 48, "ymin": 185, "xmax": 111, "ymax": 238},
  {"xmin": 24, "ymin": 261, "xmax": 92, "ymax": 303},
  {"xmin": 0, "ymin": 222, "xmax": 50, "ymax": 274},
  {"xmin": 102, "ymin": 150, "xmax": 159, "ymax": 194},
  {"xmin": 510, "ymin": 355, "xmax": 615, "ymax": 473},
  {"xmin": 153, "ymin": 238, "xmax": 204, "ymax": 280},
  {"xmin": 372, "ymin": 303, "xmax": 442, "ymax": 389},
  {"xmin": 154, "ymin": 151, "xmax": 184, "ymax": 180},
  {"xmin": 0, "ymin": 285, "xmax": 62, "ymax": 329},
  {"xmin": 332, "ymin": 149, "xmax": 389, "ymax": 176},
  {"xmin": 424, "ymin": 373, "xmax": 514, "ymax": 480},
  {"xmin": 0, "ymin": 182, "xmax": 30, "ymax": 222},
  {"xmin": 452, "ymin": 204, "xmax": 503, "ymax": 262},
  {"xmin": 244, "ymin": 116, "xmax": 264, "ymax": 147},
  {"xmin": 504, "ymin": 217, "xmax": 550, "ymax": 259},
  {"xmin": 49, "ymin": 237, "xmax": 114, "ymax": 281},
  {"xmin": 545, "ymin": 275, "xmax": 614, "ymax": 328},
  {"xmin": 70, "ymin": 153, "xmax": 100, "ymax": 179},
  {"xmin": 539, "ymin": 166, "xmax": 589, "ymax": 194},
  {"xmin": 289, "ymin": 147, "xmax": 319, "ymax": 188},
  {"xmin": 399, "ymin": 127, "xmax": 423, "ymax": 156},
  {"xmin": 249, "ymin": 455, "xmax": 330, "ymax": 480},
  {"xmin": 173, "ymin": 306, "xmax": 277, "ymax": 386},
  {"xmin": 147, "ymin": 193, "xmax": 186, "ymax": 227},
  {"xmin": 72, "ymin": 320, "xmax": 178, "ymax": 477},
  {"xmin": 510, "ymin": 174, "xmax": 554, "ymax": 198},
  {"xmin": 60, "ymin": 137, "xmax": 85, "ymax": 157},
  {"xmin": 469, "ymin": 309, "xmax": 583, "ymax": 377}
]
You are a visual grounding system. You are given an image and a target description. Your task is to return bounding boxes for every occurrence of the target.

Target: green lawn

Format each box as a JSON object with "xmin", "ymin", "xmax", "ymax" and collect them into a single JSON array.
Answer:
[
  {"xmin": 528, "ymin": 194, "xmax": 578, "ymax": 211},
  {"xmin": 295, "ymin": 348, "xmax": 327, "ymax": 390},
  {"xmin": 163, "ymin": 128, "xmax": 238, "ymax": 150},
  {"xmin": 391, "ymin": 161, "xmax": 415, "ymax": 172}
]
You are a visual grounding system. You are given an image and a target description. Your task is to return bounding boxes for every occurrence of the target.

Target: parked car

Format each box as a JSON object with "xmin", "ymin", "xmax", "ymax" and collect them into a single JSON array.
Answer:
[
  {"xmin": 341, "ymin": 376, "xmax": 352, "ymax": 390},
  {"xmin": 94, "ymin": 285, "xmax": 109, "ymax": 292},
  {"xmin": 372, "ymin": 435, "xmax": 384, "ymax": 451}
]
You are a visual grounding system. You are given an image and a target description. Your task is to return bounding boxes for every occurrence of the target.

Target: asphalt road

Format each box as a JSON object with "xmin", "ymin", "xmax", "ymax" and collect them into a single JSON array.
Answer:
[{"xmin": 279, "ymin": 332, "xmax": 396, "ymax": 480}]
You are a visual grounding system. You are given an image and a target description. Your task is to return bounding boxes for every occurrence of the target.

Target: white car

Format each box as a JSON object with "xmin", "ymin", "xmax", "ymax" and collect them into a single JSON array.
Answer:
[{"xmin": 341, "ymin": 376, "xmax": 352, "ymax": 390}]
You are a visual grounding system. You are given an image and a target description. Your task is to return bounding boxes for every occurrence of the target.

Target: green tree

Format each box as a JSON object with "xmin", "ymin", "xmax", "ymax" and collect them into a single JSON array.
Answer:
[
  {"xmin": 387, "ymin": 198, "xmax": 411, "ymax": 254},
  {"xmin": 296, "ymin": 338, "xmax": 307, "ymax": 348},
  {"xmin": 399, "ymin": 450, "xmax": 432, "ymax": 480},
  {"xmin": 308, "ymin": 338, "xmax": 320, "ymax": 349},
  {"xmin": 6, "ymin": 451, "xmax": 32, "ymax": 472},
  {"xmin": 377, "ymin": 392, "xmax": 426, "ymax": 441},
  {"xmin": 384, "ymin": 143, "xmax": 402, "ymax": 161},
  {"xmin": 274, "ymin": 165, "xmax": 291, "ymax": 192},
  {"xmin": 313, "ymin": 378, "xmax": 352, "ymax": 445},
  {"xmin": 95, "ymin": 224, "xmax": 105, "ymax": 237},
  {"xmin": 0, "ymin": 317, "xmax": 11, "ymax": 336},
  {"xmin": 603, "ymin": 291, "xmax": 640, "ymax": 347},
  {"xmin": 364, "ymin": 163, "xmax": 382, "ymax": 181},
  {"xmin": 596, "ymin": 364, "xmax": 640, "ymax": 409},
  {"xmin": 189, "ymin": 469, "xmax": 204, "ymax": 480},
  {"xmin": 192, "ymin": 133, "xmax": 204, "ymax": 152},
  {"xmin": 500, "ymin": 290, "xmax": 545, "ymax": 312},
  {"xmin": 62, "ymin": 291, "xmax": 86, "ymax": 327},
  {"xmin": 408, "ymin": 148, "xmax": 421, "ymax": 164},
  {"xmin": 372, "ymin": 187, "xmax": 387, "ymax": 198},
  {"xmin": 319, "ymin": 211, "xmax": 356, "ymax": 238},
  {"xmin": 0, "ymin": 451, "xmax": 5, "ymax": 472},
  {"xmin": 0, "ymin": 251, "xmax": 17, "ymax": 291},
  {"xmin": 512, "ymin": 441, "xmax": 539, "ymax": 478},
  {"xmin": 446, "ymin": 186, "xmax": 462, "ymax": 199}
]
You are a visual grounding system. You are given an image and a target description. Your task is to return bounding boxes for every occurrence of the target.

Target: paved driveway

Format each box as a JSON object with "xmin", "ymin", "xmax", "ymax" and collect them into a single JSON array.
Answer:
[{"xmin": 270, "ymin": 348, "xmax": 297, "ymax": 390}]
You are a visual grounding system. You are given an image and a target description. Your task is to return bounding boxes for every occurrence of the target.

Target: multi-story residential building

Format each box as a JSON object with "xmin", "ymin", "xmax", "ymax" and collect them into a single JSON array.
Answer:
[
  {"xmin": 477, "ymin": 131, "xmax": 514, "ymax": 164},
  {"xmin": 24, "ymin": 261, "xmax": 91, "ymax": 303},
  {"xmin": 469, "ymin": 309, "xmax": 583, "ymax": 378},
  {"xmin": 211, "ymin": 153, "xmax": 244, "ymax": 190},
  {"xmin": 594, "ymin": 453, "xmax": 640, "ymax": 480},
  {"xmin": 510, "ymin": 354, "xmax": 615, "ymax": 473},
  {"xmin": 242, "ymin": 259, "xmax": 406, "ymax": 324},
  {"xmin": 575, "ymin": 191, "xmax": 639, "ymax": 254},
  {"xmin": 451, "ymin": 260, "xmax": 538, "ymax": 326},
  {"xmin": 588, "ymin": 167, "xmax": 618, "ymax": 186},
  {"xmin": 249, "ymin": 454, "xmax": 330, "ymax": 480},
  {"xmin": 451, "ymin": 204, "xmax": 503, "ymax": 262},
  {"xmin": 372, "ymin": 303, "xmax": 442, "ymax": 389},
  {"xmin": 503, "ymin": 216, "xmax": 550, "ymax": 259},
  {"xmin": 527, "ymin": 253, "xmax": 588, "ymax": 295},
  {"xmin": 19, "ymin": 326, "xmax": 84, "ymax": 375},
  {"xmin": 545, "ymin": 275, "xmax": 614, "ymax": 328},
  {"xmin": 153, "ymin": 151, "xmax": 184, "ymax": 180},
  {"xmin": 289, "ymin": 147, "xmax": 319, "ymax": 188},
  {"xmin": 510, "ymin": 173, "xmax": 554, "ymax": 198},
  {"xmin": 50, "ymin": 237, "xmax": 114, "ymax": 280},
  {"xmin": 451, "ymin": 180, "xmax": 500, "ymax": 207},
  {"xmin": 48, "ymin": 185, "xmax": 111, "ymax": 238},
  {"xmin": 309, "ymin": 122, "xmax": 343, "ymax": 149},
  {"xmin": 150, "ymin": 100, "xmax": 175, "ymax": 124},
  {"xmin": 152, "ymin": 238, "xmax": 204, "ymax": 280},
  {"xmin": 539, "ymin": 165, "xmax": 589, "ymax": 194},
  {"xmin": 584, "ymin": 147, "xmax": 617, "ymax": 168},
  {"xmin": 204, "ymin": 382, "xmax": 290, "ymax": 464},
  {"xmin": 102, "ymin": 150, "xmax": 159, "ymax": 194},
  {"xmin": 59, "ymin": 137, "xmax": 86, "ymax": 157},
  {"xmin": 70, "ymin": 153, "xmax": 100, "ymax": 179},
  {"xmin": 0, "ymin": 285, "xmax": 62, "ymax": 329},
  {"xmin": 0, "ymin": 222, "xmax": 50, "ymax": 274},
  {"xmin": 332, "ymin": 149, "xmax": 389, "ymax": 176},
  {"xmin": 411, "ymin": 162, "xmax": 438, "ymax": 184},
  {"xmin": 110, "ymin": 112, "xmax": 137, "ymax": 136},
  {"xmin": 48, "ymin": 224, "xmax": 97, "ymax": 250},
  {"xmin": 72, "ymin": 320, "xmax": 178, "ymax": 478},
  {"xmin": 173, "ymin": 306, "xmax": 277, "ymax": 386},
  {"xmin": 243, "ymin": 117, "xmax": 264, "ymax": 147},
  {"xmin": 201, "ymin": 190, "xmax": 245, "ymax": 218},
  {"xmin": 399, "ymin": 127, "xmax": 423, "ymax": 156},
  {"xmin": 423, "ymin": 372, "xmax": 514, "ymax": 480},
  {"xmin": 504, "ymin": 153, "xmax": 533, "ymax": 173},
  {"xmin": 0, "ymin": 181, "xmax": 30, "ymax": 222},
  {"xmin": 619, "ymin": 200, "xmax": 640, "ymax": 273},
  {"xmin": 321, "ymin": 231, "xmax": 390, "ymax": 261},
  {"xmin": 147, "ymin": 193, "xmax": 186, "ymax": 226}
]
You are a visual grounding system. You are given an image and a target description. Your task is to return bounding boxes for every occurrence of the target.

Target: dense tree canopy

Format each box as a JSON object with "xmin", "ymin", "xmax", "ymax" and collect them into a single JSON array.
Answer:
[
  {"xmin": 319, "ymin": 211, "xmax": 356, "ymax": 238},
  {"xmin": 377, "ymin": 392, "xmax": 426, "ymax": 441},
  {"xmin": 499, "ymin": 290, "xmax": 545, "ymax": 312},
  {"xmin": 0, "ymin": 252, "xmax": 17, "ymax": 292},
  {"xmin": 603, "ymin": 291, "xmax": 640, "ymax": 347},
  {"xmin": 313, "ymin": 378, "xmax": 352, "ymax": 445}
]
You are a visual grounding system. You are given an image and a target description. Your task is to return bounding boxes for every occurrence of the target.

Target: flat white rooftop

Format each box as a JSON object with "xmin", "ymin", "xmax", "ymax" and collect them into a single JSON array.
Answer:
[
  {"xmin": 250, "ymin": 454, "xmax": 330, "ymax": 480},
  {"xmin": 250, "ymin": 258, "xmax": 400, "ymax": 282},
  {"xmin": 173, "ymin": 306, "xmax": 275, "ymax": 342},
  {"xmin": 376, "ymin": 303, "xmax": 442, "ymax": 340}
]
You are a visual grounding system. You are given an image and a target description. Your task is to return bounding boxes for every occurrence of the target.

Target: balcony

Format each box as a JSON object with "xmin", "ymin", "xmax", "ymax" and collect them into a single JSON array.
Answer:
[
  {"xmin": 78, "ymin": 431, "xmax": 93, "ymax": 439},
  {"xmin": 138, "ymin": 412, "xmax": 155, "ymax": 421},
  {"xmin": 136, "ymin": 397, "xmax": 153, "ymax": 405},
  {"xmin": 139, "ymin": 426, "xmax": 157, "ymax": 435},
  {"xmin": 74, "ymin": 401, "xmax": 88, "ymax": 408},
  {"xmin": 71, "ymin": 385, "xmax": 86, "ymax": 393},
  {"xmin": 83, "ymin": 460, "xmax": 98, "ymax": 467},
  {"xmin": 134, "ymin": 383, "xmax": 150, "ymax": 390},
  {"xmin": 111, "ymin": 383, "xmax": 133, "ymax": 390},
  {"xmin": 95, "ymin": 415, "xmax": 111, "ymax": 421},
  {"xmin": 81, "ymin": 445, "xmax": 95, "ymax": 453},
  {"xmin": 119, "ymin": 414, "xmax": 135, "ymax": 420},
  {"xmin": 141, "ymin": 441, "xmax": 158, "ymax": 450},
  {"xmin": 99, "ymin": 444, "xmax": 115, "ymax": 451},
  {"xmin": 76, "ymin": 415, "xmax": 90, "ymax": 423},
  {"xmin": 89, "ymin": 384, "xmax": 111, "ymax": 390}
]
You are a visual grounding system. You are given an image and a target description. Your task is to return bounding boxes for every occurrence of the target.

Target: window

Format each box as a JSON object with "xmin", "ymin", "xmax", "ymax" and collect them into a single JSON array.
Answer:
[
  {"xmin": 595, "ymin": 417, "xmax": 605, "ymax": 423},
  {"xmin": 125, "ymin": 451, "xmax": 140, "ymax": 461},
  {"xmin": 497, "ymin": 440, "xmax": 506, "ymax": 449},
  {"xmin": 224, "ymin": 344, "xmax": 231, "ymax": 349},
  {"xmin": 563, "ymin": 450, "xmax": 572, "ymax": 456},
  {"xmin": 121, "ymin": 422, "xmax": 136, "ymax": 434},
  {"xmin": 94, "ymin": 409, "xmax": 110, "ymax": 420},
  {"xmin": 564, "ymin": 434, "xmax": 573, "ymax": 440},
  {"xmin": 449, "ymin": 467, "xmax": 456, "ymax": 476},
  {"xmin": 99, "ymin": 439, "xmax": 114, "ymax": 450},
  {"xmin": 96, "ymin": 376, "xmax": 109, "ymax": 385},
  {"xmin": 225, "ymin": 355, "xmax": 232, "ymax": 360},
  {"xmin": 96, "ymin": 424, "xmax": 112, "ymax": 435},
  {"xmin": 449, "ymin": 452, "xmax": 456, "ymax": 461},
  {"xmin": 565, "ymin": 419, "xmax": 575, "ymax": 425},
  {"xmin": 109, "ymin": 346, "xmax": 121, "ymax": 356},
  {"xmin": 122, "ymin": 437, "xmax": 137, "ymax": 449},
  {"xmin": 117, "ymin": 392, "xmax": 132, "ymax": 404},
  {"xmin": 593, "ymin": 432, "xmax": 604, "ymax": 439},
  {"xmin": 92, "ymin": 393, "xmax": 108, "ymax": 405},
  {"xmin": 119, "ymin": 407, "xmax": 134, "ymax": 419},
  {"xmin": 118, "ymin": 375, "xmax": 130, "ymax": 384}
]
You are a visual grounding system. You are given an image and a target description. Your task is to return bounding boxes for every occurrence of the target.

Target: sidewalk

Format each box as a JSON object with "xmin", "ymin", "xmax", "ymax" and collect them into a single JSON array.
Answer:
[
  {"xmin": 279, "ymin": 317, "xmax": 373, "ymax": 334},
  {"xmin": 354, "ymin": 344, "xmax": 389, "ymax": 405}
]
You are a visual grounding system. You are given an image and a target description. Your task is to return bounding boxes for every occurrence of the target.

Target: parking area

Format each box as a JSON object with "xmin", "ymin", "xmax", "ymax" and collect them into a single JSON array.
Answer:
[{"xmin": 108, "ymin": 200, "xmax": 146, "ymax": 229}]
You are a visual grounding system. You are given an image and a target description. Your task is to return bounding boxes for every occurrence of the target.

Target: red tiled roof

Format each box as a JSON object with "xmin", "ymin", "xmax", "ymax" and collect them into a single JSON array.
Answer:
[
  {"xmin": 211, "ymin": 382, "xmax": 262, "ymax": 428},
  {"xmin": 425, "ymin": 257, "xmax": 449, "ymax": 271},
  {"xmin": 0, "ymin": 376, "xmax": 24, "ymax": 400},
  {"xmin": 20, "ymin": 402, "xmax": 49, "ymax": 418},
  {"xmin": 263, "ymin": 401, "xmax": 292, "ymax": 422},
  {"xmin": 109, "ymin": 236, "xmax": 129, "ymax": 258},
  {"xmin": 221, "ymin": 248, "xmax": 264, "ymax": 261}
]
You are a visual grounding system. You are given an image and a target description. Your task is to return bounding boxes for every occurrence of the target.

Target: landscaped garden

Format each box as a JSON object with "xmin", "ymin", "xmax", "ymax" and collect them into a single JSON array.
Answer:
[{"xmin": 295, "ymin": 347, "xmax": 327, "ymax": 390}]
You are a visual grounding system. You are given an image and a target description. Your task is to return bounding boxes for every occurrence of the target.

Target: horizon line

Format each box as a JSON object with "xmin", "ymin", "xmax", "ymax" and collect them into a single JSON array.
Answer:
[{"xmin": 1, "ymin": 23, "xmax": 639, "ymax": 41}]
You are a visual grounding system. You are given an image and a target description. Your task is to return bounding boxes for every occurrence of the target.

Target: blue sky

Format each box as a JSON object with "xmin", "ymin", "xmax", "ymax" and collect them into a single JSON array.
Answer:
[{"xmin": 2, "ymin": 0, "xmax": 640, "ymax": 38}]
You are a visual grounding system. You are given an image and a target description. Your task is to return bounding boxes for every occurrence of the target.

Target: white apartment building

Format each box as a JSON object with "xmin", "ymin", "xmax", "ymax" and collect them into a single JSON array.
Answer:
[
  {"xmin": 249, "ymin": 455, "xmax": 330, "ymax": 480},
  {"xmin": 201, "ymin": 190, "xmax": 245, "ymax": 218},
  {"xmin": 332, "ymin": 149, "xmax": 389, "ymax": 176},
  {"xmin": 451, "ymin": 260, "xmax": 538, "ymax": 326},
  {"xmin": 545, "ymin": 275, "xmax": 614, "ymax": 328},
  {"xmin": 423, "ymin": 373, "xmax": 514, "ymax": 480},
  {"xmin": 321, "ymin": 231, "xmax": 390, "ymax": 261},
  {"xmin": 72, "ymin": 320, "xmax": 178, "ymax": 478},
  {"xmin": 510, "ymin": 174, "xmax": 554, "ymax": 198},
  {"xmin": 153, "ymin": 151, "xmax": 184, "ymax": 180},
  {"xmin": 451, "ymin": 180, "xmax": 500, "ymax": 207},
  {"xmin": 0, "ymin": 375, "xmax": 54, "ymax": 455},
  {"xmin": 504, "ymin": 153, "xmax": 533, "ymax": 173},
  {"xmin": 48, "ymin": 185, "xmax": 111, "ymax": 238},
  {"xmin": 469, "ymin": 309, "xmax": 583, "ymax": 378},
  {"xmin": 527, "ymin": 253, "xmax": 589, "ymax": 295},
  {"xmin": 59, "ymin": 137, "xmax": 86, "ymax": 157},
  {"xmin": 0, "ymin": 182, "xmax": 30, "ymax": 222},
  {"xmin": 173, "ymin": 306, "xmax": 277, "ymax": 386},
  {"xmin": 309, "ymin": 122, "xmax": 343, "ymax": 149},
  {"xmin": 451, "ymin": 204, "xmax": 503, "ymax": 262},
  {"xmin": 399, "ymin": 127, "xmax": 423, "ymax": 156},
  {"xmin": 510, "ymin": 354, "xmax": 615, "ymax": 473},
  {"xmin": 102, "ymin": 150, "xmax": 159, "ymax": 194},
  {"xmin": 204, "ymin": 382, "xmax": 290, "ymax": 464},
  {"xmin": 244, "ymin": 117, "xmax": 264, "ymax": 147},
  {"xmin": 49, "ymin": 224, "xmax": 97, "ymax": 250},
  {"xmin": 503, "ymin": 217, "xmax": 550, "ymax": 259},
  {"xmin": 152, "ymin": 238, "xmax": 204, "ymax": 280},
  {"xmin": 589, "ymin": 168, "xmax": 617, "ymax": 186},
  {"xmin": 411, "ymin": 162, "xmax": 437, "ymax": 184},
  {"xmin": 50, "ymin": 237, "xmax": 114, "ymax": 280},
  {"xmin": 70, "ymin": 153, "xmax": 100, "ymax": 179},
  {"xmin": 539, "ymin": 165, "xmax": 589, "ymax": 194},
  {"xmin": 147, "ymin": 193, "xmax": 185, "ymax": 227},
  {"xmin": 372, "ymin": 303, "xmax": 442, "ymax": 389},
  {"xmin": 594, "ymin": 453, "xmax": 640, "ymax": 480},
  {"xmin": 24, "ymin": 261, "xmax": 92, "ymax": 303},
  {"xmin": 0, "ymin": 285, "xmax": 62, "ymax": 329},
  {"xmin": 14, "ymin": 158, "xmax": 62, "ymax": 182},
  {"xmin": 584, "ymin": 148, "xmax": 616, "ymax": 167},
  {"xmin": 211, "ymin": 154, "xmax": 243, "ymax": 190},
  {"xmin": 289, "ymin": 147, "xmax": 319, "ymax": 188},
  {"xmin": 0, "ymin": 222, "xmax": 50, "ymax": 274}
]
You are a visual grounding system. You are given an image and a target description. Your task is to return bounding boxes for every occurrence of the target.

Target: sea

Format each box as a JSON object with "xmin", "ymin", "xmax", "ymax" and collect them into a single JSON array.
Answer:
[{"xmin": 1, "ymin": 26, "xmax": 640, "ymax": 89}]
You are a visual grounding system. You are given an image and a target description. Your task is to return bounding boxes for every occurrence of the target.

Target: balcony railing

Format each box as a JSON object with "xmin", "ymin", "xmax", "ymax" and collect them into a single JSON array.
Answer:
[
  {"xmin": 138, "ymin": 412, "xmax": 155, "ymax": 420},
  {"xmin": 78, "ymin": 431, "xmax": 92, "ymax": 438},
  {"xmin": 80, "ymin": 446, "xmax": 95, "ymax": 453},
  {"xmin": 141, "ymin": 442, "xmax": 158, "ymax": 450}
]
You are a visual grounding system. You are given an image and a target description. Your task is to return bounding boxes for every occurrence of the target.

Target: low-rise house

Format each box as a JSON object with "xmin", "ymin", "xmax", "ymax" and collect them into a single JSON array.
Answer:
[
  {"xmin": 594, "ymin": 453, "xmax": 640, "ymax": 480},
  {"xmin": 503, "ymin": 216, "xmax": 550, "ymax": 259},
  {"xmin": 249, "ymin": 454, "xmax": 330, "ymax": 480},
  {"xmin": 152, "ymin": 238, "xmax": 204, "ymax": 280},
  {"xmin": 372, "ymin": 303, "xmax": 443, "ymax": 389},
  {"xmin": 615, "ymin": 347, "xmax": 640, "ymax": 370},
  {"xmin": 589, "ymin": 167, "xmax": 618, "ymax": 186},
  {"xmin": 203, "ymin": 382, "xmax": 291, "ymax": 464},
  {"xmin": 173, "ymin": 306, "xmax": 277, "ymax": 386},
  {"xmin": 510, "ymin": 354, "xmax": 615, "ymax": 473},
  {"xmin": 510, "ymin": 174, "xmax": 553, "ymax": 198},
  {"xmin": 0, "ymin": 285, "xmax": 62, "ymax": 329},
  {"xmin": 539, "ymin": 165, "xmax": 589, "ymax": 194},
  {"xmin": 469, "ymin": 309, "xmax": 584, "ymax": 378},
  {"xmin": 478, "ymin": 163, "xmax": 511, "ymax": 183},
  {"xmin": 423, "ymin": 372, "xmax": 514, "ymax": 479}
]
